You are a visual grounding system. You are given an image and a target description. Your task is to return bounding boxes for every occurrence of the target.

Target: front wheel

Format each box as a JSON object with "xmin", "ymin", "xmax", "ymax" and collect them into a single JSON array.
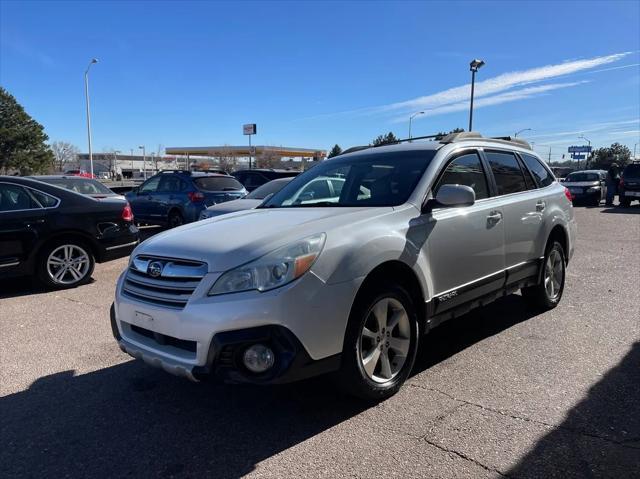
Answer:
[
  {"xmin": 168, "ymin": 210, "xmax": 184, "ymax": 228},
  {"xmin": 521, "ymin": 241, "xmax": 566, "ymax": 310},
  {"xmin": 338, "ymin": 284, "xmax": 419, "ymax": 401}
]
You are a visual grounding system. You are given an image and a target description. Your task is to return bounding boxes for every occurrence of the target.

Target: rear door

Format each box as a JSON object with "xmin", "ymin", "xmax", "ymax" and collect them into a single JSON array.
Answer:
[
  {"xmin": 0, "ymin": 182, "xmax": 50, "ymax": 275},
  {"xmin": 483, "ymin": 150, "xmax": 543, "ymax": 284},
  {"xmin": 427, "ymin": 150, "xmax": 506, "ymax": 314}
]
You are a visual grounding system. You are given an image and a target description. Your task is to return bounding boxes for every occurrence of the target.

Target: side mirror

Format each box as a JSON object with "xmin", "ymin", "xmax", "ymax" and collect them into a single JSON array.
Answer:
[{"xmin": 434, "ymin": 184, "xmax": 476, "ymax": 207}]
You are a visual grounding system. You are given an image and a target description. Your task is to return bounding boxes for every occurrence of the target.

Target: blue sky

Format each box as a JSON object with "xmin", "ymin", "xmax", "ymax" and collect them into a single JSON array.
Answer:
[{"xmin": 1, "ymin": 0, "xmax": 639, "ymax": 161}]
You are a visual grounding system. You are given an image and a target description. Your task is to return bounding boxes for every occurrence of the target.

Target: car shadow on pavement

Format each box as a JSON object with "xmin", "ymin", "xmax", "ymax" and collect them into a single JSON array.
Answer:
[
  {"xmin": 507, "ymin": 341, "xmax": 640, "ymax": 478},
  {"xmin": 0, "ymin": 294, "xmax": 545, "ymax": 478},
  {"xmin": 0, "ymin": 277, "xmax": 97, "ymax": 300},
  {"xmin": 600, "ymin": 205, "xmax": 640, "ymax": 214}
]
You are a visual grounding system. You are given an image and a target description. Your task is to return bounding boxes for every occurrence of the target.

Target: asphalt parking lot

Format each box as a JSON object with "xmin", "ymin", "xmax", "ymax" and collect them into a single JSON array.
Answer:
[{"xmin": 1, "ymin": 206, "xmax": 639, "ymax": 478}]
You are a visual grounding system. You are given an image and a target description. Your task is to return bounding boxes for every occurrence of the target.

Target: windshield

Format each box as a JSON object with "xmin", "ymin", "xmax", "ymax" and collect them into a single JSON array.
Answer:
[
  {"xmin": 194, "ymin": 176, "xmax": 244, "ymax": 191},
  {"xmin": 42, "ymin": 178, "xmax": 114, "ymax": 195},
  {"xmin": 246, "ymin": 178, "xmax": 293, "ymax": 199},
  {"xmin": 565, "ymin": 172, "xmax": 600, "ymax": 182},
  {"xmin": 262, "ymin": 150, "xmax": 435, "ymax": 208}
]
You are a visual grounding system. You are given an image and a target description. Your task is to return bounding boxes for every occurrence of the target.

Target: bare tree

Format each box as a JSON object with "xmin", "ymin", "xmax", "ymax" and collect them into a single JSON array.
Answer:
[
  {"xmin": 51, "ymin": 141, "xmax": 79, "ymax": 172},
  {"xmin": 216, "ymin": 145, "xmax": 238, "ymax": 173},
  {"xmin": 256, "ymin": 147, "xmax": 280, "ymax": 169}
]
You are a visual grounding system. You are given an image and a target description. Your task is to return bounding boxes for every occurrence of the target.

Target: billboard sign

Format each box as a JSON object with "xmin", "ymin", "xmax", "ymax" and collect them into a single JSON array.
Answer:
[
  {"xmin": 568, "ymin": 145, "xmax": 592, "ymax": 153},
  {"xmin": 243, "ymin": 124, "xmax": 257, "ymax": 135}
]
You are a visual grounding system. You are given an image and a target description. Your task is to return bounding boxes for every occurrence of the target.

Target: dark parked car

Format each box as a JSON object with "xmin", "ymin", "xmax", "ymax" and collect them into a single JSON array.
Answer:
[
  {"xmin": 0, "ymin": 176, "xmax": 138, "ymax": 289},
  {"xmin": 562, "ymin": 170, "xmax": 607, "ymax": 206},
  {"xmin": 619, "ymin": 162, "xmax": 640, "ymax": 207},
  {"xmin": 28, "ymin": 175, "xmax": 125, "ymax": 200},
  {"xmin": 125, "ymin": 170, "xmax": 247, "ymax": 227},
  {"xmin": 232, "ymin": 168, "xmax": 299, "ymax": 192}
]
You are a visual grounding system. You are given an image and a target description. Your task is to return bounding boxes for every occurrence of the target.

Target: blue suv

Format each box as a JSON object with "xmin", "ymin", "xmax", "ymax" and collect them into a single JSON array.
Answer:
[{"xmin": 126, "ymin": 171, "xmax": 247, "ymax": 227}]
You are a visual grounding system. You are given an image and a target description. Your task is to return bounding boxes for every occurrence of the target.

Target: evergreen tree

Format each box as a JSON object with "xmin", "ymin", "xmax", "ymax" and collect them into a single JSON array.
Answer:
[
  {"xmin": 0, "ymin": 87, "xmax": 54, "ymax": 174},
  {"xmin": 372, "ymin": 132, "xmax": 399, "ymax": 146},
  {"xmin": 327, "ymin": 144, "xmax": 343, "ymax": 158}
]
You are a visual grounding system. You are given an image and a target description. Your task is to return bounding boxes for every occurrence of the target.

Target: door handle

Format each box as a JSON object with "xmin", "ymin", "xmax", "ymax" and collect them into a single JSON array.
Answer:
[
  {"xmin": 536, "ymin": 201, "xmax": 546, "ymax": 212},
  {"xmin": 486, "ymin": 211, "xmax": 502, "ymax": 225}
]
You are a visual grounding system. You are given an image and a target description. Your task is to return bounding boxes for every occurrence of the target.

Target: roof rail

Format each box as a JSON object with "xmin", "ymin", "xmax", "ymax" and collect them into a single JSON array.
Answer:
[
  {"xmin": 439, "ymin": 131, "xmax": 483, "ymax": 143},
  {"xmin": 487, "ymin": 136, "xmax": 532, "ymax": 150}
]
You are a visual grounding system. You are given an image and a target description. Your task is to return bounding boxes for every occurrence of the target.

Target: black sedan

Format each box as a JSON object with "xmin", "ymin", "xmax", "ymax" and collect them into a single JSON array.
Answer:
[
  {"xmin": 0, "ymin": 176, "xmax": 139, "ymax": 289},
  {"xmin": 562, "ymin": 170, "xmax": 607, "ymax": 206}
]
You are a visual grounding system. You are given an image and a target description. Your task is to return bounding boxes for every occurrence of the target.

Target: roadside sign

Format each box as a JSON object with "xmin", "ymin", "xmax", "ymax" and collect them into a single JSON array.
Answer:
[
  {"xmin": 571, "ymin": 153, "xmax": 586, "ymax": 160},
  {"xmin": 243, "ymin": 124, "xmax": 257, "ymax": 135},
  {"xmin": 568, "ymin": 145, "xmax": 592, "ymax": 153}
]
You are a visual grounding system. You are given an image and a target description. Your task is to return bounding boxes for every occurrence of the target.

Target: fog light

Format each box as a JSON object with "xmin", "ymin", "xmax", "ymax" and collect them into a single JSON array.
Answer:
[{"xmin": 243, "ymin": 344, "xmax": 275, "ymax": 373}]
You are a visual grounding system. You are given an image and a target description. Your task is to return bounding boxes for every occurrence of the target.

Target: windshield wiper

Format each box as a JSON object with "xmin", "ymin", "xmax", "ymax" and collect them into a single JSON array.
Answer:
[{"xmin": 296, "ymin": 202, "xmax": 343, "ymax": 207}]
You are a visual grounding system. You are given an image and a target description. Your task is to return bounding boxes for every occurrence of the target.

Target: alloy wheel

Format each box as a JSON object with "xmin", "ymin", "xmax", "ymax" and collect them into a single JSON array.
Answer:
[
  {"xmin": 359, "ymin": 297, "xmax": 411, "ymax": 383},
  {"xmin": 47, "ymin": 245, "xmax": 91, "ymax": 285}
]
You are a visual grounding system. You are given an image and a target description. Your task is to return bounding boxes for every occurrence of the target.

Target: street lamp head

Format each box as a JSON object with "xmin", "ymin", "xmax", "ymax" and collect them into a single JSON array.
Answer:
[
  {"xmin": 470, "ymin": 59, "xmax": 485, "ymax": 72},
  {"xmin": 91, "ymin": 58, "xmax": 98, "ymax": 64}
]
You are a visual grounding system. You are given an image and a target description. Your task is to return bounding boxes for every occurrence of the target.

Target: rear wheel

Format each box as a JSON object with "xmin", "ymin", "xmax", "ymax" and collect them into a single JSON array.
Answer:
[
  {"xmin": 168, "ymin": 210, "xmax": 184, "ymax": 228},
  {"xmin": 37, "ymin": 240, "xmax": 95, "ymax": 290},
  {"xmin": 338, "ymin": 283, "xmax": 419, "ymax": 401},
  {"xmin": 521, "ymin": 240, "xmax": 566, "ymax": 310}
]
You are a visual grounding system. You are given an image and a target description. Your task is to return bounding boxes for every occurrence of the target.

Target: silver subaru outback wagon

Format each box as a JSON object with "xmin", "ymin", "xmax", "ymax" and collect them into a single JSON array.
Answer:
[{"xmin": 110, "ymin": 132, "xmax": 576, "ymax": 400}]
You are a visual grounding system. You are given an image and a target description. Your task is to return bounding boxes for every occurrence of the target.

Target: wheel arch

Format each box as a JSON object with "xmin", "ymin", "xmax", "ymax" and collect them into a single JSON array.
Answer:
[
  {"xmin": 547, "ymin": 224, "xmax": 569, "ymax": 264},
  {"xmin": 33, "ymin": 230, "xmax": 101, "ymax": 266},
  {"xmin": 353, "ymin": 260, "xmax": 427, "ymax": 333}
]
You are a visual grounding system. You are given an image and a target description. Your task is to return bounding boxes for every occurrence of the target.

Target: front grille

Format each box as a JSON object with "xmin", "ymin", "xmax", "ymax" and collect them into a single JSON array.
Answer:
[{"xmin": 122, "ymin": 255, "xmax": 208, "ymax": 309}]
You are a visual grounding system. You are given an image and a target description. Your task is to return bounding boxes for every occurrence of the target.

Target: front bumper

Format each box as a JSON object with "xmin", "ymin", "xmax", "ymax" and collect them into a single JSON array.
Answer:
[{"xmin": 111, "ymin": 270, "xmax": 361, "ymax": 383}]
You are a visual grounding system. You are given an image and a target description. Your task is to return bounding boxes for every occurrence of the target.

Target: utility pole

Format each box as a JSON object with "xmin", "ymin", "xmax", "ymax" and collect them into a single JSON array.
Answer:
[
  {"xmin": 468, "ymin": 59, "xmax": 485, "ymax": 131},
  {"xmin": 84, "ymin": 58, "xmax": 98, "ymax": 177}
]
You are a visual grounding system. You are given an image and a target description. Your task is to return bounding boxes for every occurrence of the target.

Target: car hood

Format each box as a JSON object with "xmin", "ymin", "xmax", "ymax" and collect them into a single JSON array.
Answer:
[
  {"xmin": 136, "ymin": 206, "xmax": 391, "ymax": 272},
  {"xmin": 203, "ymin": 198, "xmax": 263, "ymax": 216},
  {"xmin": 563, "ymin": 181, "xmax": 600, "ymax": 187}
]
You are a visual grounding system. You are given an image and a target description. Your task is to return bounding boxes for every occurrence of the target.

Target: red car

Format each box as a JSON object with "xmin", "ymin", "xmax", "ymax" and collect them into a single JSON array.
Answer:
[{"xmin": 64, "ymin": 169, "xmax": 96, "ymax": 179}]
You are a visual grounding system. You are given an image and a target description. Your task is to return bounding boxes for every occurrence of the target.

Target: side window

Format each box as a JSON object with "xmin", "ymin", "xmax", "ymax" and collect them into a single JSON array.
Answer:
[
  {"xmin": 521, "ymin": 153, "xmax": 554, "ymax": 188},
  {"xmin": 329, "ymin": 179, "xmax": 344, "ymax": 196},
  {"xmin": 158, "ymin": 175, "xmax": 182, "ymax": 192},
  {"xmin": 29, "ymin": 189, "xmax": 58, "ymax": 207},
  {"xmin": 486, "ymin": 151, "xmax": 528, "ymax": 195},
  {"xmin": 299, "ymin": 179, "xmax": 332, "ymax": 201},
  {"xmin": 0, "ymin": 184, "xmax": 40, "ymax": 211},
  {"xmin": 435, "ymin": 152, "xmax": 489, "ymax": 200},
  {"xmin": 139, "ymin": 176, "xmax": 161, "ymax": 193}
]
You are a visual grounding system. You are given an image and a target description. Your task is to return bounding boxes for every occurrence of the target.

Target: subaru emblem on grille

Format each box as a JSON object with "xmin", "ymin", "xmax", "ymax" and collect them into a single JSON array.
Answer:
[{"xmin": 147, "ymin": 261, "xmax": 163, "ymax": 278}]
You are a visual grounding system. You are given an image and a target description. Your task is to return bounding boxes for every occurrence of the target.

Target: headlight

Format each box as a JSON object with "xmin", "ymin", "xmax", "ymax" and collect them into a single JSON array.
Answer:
[
  {"xmin": 587, "ymin": 187, "xmax": 601, "ymax": 193},
  {"xmin": 208, "ymin": 233, "xmax": 326, "ymax": 296}
]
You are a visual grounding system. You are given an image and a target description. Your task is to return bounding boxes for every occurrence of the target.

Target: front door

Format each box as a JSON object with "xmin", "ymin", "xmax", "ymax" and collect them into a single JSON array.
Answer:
[
  {"xmin": 425, "ymin": 151, "xmax": 506, "ymax": 315},
  {"xmin": 130, "ymin": 176, "xmax": 161, "ymax": 221}
]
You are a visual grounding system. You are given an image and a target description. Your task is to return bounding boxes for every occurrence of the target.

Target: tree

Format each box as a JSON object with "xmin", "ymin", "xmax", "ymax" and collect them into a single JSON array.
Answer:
[
  {"xmin": 256, "ymin": 147, "xmax": 280, "ymax": 169},
  {"xmin": 0, "ymin": 87, "xmax": 54, "ymax": 174},
  {"xmin": 51, "ymin": 141, "xmax": 79, "ymax": 172},
  {"xmin": 327, "ymin": 144, "xmax": 342, "ymax": 158},
  {"xmin": 434, "ymin": 128, "xmax": 465, "ymax": 140},
  {"xmin": 372, "ymin": 132, "xmax": 399, "ymax": 146},
  {"xmin": 591, "ymin": 143, "xmax": 631, "ymax": 170}
]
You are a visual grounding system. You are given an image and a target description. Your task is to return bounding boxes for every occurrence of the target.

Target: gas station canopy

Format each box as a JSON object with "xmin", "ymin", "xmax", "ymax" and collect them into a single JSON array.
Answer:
[{"xmin": 165, "ymin": 145, "xmax": 326, "ymax": 159}]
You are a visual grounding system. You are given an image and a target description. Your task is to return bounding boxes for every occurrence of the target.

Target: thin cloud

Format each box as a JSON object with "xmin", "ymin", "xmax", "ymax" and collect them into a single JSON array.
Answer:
[
  {"xmin": 379, "ymin": 52, "xmax": 630, "ymax": 114},
  {"xmin": 390, "ymin": 82, "xmax": 586, "ymax": 123}
]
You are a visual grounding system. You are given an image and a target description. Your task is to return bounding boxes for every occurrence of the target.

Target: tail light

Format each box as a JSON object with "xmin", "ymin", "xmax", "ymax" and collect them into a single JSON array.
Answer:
[
  {"xmin": 188, "ymin": 191, "xmax": 205, "ymax": 202},
  {"xmin": 564, "ymin": 187, "xmax": 573, "ymax": 203},
  {"xmin": 122, "ymin": 202, "xmax": 134, "ymax": 222}
]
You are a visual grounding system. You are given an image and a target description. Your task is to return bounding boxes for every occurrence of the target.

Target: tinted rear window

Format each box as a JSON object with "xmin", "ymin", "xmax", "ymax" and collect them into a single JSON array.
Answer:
[
  {"xmin": 566, "ymin": 172, "xmax": 599, "ymax": 182},
  {"xmin": 42, "ymin": 178, "xmax": 114, "ymax": 195},
  {"xmin": 486, "ymin": 151, "xmax": 528, "ymax": 195},
  {"xmin": 623, "ymin": 164, "xmax": 640, "ymax": 177},
  {"xmin": 194, "ymin": 176, "xmax": 244, "ymax": 191}
]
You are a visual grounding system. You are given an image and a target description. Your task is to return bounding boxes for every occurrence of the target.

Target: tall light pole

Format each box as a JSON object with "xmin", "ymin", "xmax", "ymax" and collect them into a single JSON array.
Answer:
[
  {"xmin": 139, "ymin": 146, "xmax": 146, "ymax": 179},
  {"xmin": 408, "ymin": 111, "xmax": 424, "ymax": 141},
  {"xmin": 84, "ymin": 58, "xmax": 98, "ymax": 178},
  {"xmin": 633, "ymin": 143, "xmax": 638, "ymax": 159},
  {"xmin": 468, "ymin": 59, "xmax": 485, "ymax": 132},
  {"xmin": 113, "ymin": 150, "xmax": 120, "ymax": 179},
  {"xmin": 514, "ymin": 128, "xmax": 532, "ymax": 138},
  {"xmin": 579, "ymin": 135, "xmax": 591, "ymax": 168}
]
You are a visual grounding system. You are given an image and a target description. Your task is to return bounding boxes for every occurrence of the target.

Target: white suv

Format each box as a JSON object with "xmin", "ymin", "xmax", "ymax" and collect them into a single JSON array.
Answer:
[{"xmin": 111, "ymin": 132, "xmax": 576, "ymax": 400}]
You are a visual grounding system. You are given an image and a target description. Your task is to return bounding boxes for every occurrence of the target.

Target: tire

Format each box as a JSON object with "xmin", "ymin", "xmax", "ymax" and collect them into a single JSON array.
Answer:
[
  {"xmin": 521, "ymin": 240, "xmax": 566, "ymax": 311},
  {"xmin": 337, "ymin": 283, "xmax": 419, "ymax": 401},
  {"xmin": 37, "ymin": 239, "xmax": 95, "ymax": 290},
  {"xmin": 168, "ymin": 210, "xmax": 184, "ymax": 228}
]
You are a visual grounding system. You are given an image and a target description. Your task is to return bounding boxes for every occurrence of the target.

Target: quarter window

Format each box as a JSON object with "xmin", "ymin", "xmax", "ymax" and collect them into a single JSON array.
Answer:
[
  {"xmin": 486, "ymin": 151, "xmax": 528, "ymax": 195},
  {"xmin": 29, "ymin": 189, "xmax": 58, "ymax": 207},
  {"xmin": 0, "ymin": 184, "xmax": 40, "ymax": 211},
  {"xmin": 436, "ymin": 153, "xmax": 489, "ymax": 200},
  {"xmin": 521, "ymin": 153, "xmax": 555, "ymax": 188}
]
